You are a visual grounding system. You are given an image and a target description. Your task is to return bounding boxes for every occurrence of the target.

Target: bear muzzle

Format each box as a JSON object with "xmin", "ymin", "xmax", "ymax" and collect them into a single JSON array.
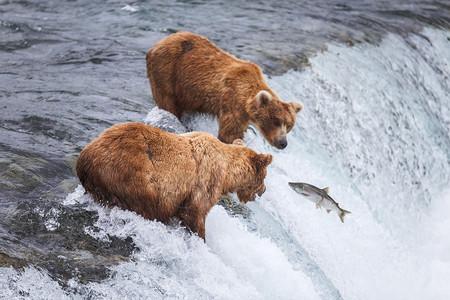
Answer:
[
  {"xmin": 257, "ymin": 185, "xmax": 266, "ymax": 197},
  {"xmin": 273, "ymin": 137, "xmax": 288, "ymax": 149}
]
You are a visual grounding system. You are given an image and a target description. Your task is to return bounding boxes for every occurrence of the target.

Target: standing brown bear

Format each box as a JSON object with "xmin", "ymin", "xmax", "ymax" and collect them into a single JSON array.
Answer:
[
  {"xmin": 76, "ymin": 122, "xmax": 272, "ymax": 240},
  {"xmin": 146, "ymin": 31, "xmax": 303, "ymax": 149}
]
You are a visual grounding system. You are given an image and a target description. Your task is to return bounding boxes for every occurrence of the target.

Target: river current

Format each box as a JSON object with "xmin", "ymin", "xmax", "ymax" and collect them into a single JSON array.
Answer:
[{"xmin": 0, "ymin": 1, "xmax": 449, "ymax": 299}]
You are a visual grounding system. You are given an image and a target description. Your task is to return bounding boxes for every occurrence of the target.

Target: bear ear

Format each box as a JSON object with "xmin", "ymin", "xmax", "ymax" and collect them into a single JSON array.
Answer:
[
  {"xmin": 253, "ymin": 153, "xmax": 273, "ymax": 171},
  {"xmin": 262, "ymin": 154, "xmax": 273, "ymax": 166},
  {"xmin": 232, "ymin": 139, "xmax": 245, "ymax": 146},
  {"xmin": 256, "ymin": 90, "xmax": 272, "ymax": 107},
  {"xmin": 290, "ymin": 101, "xmax": 303, "ymax": 113}
]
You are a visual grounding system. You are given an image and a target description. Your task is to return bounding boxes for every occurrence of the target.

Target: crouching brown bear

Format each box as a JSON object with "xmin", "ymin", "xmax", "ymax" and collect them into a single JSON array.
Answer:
[
  {"xmin": 76, "ymin": 122, "xmax": 272, "ymax": 240},
  {"xmin": 146, "ymin": 31, "xmax": 303, "ymax": 149}
]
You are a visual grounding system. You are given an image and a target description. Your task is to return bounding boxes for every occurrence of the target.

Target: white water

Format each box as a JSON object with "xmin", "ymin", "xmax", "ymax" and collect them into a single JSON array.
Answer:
[{"xmin": 1, "ymin": 27, "xmax": 449, "ymax": 299}]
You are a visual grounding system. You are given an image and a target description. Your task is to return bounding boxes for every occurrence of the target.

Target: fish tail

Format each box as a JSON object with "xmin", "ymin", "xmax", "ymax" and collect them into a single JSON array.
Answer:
[{"xmin": 339, "ymin": 209, "xmax": 351, "ymax": 223}]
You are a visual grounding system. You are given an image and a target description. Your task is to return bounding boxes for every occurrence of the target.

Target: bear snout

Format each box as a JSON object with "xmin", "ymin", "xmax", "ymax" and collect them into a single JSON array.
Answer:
[
  {"xmin": 274, "ymin": 138, "xmax": 287, "ymax": 149},
  {"xmin": 257, "ymin": 185, "xmax": 266, "ymax": 197}
]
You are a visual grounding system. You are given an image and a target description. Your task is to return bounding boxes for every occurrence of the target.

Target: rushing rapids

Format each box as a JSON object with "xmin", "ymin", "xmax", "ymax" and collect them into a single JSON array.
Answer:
[{"xmin": 0, "ymin": 0, "xmax": 449, "ymax": 299}]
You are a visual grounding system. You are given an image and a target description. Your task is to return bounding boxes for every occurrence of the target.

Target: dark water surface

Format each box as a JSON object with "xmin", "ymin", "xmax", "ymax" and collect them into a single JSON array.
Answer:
[{"xmin": 1, "ymin": 0, "xmax": 449, "ymax": 293}]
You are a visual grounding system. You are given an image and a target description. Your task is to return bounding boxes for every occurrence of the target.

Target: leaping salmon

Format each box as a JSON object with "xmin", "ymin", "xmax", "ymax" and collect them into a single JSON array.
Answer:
[{"xmin": 288, "ymin": 182, "xmax": 351, "ymax": 223}]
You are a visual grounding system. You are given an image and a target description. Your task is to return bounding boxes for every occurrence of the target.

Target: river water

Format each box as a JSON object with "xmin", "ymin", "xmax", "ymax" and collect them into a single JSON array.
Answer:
[{"xmin": 0, "ymin": 0, "xmax": 449, "ymax": 299}]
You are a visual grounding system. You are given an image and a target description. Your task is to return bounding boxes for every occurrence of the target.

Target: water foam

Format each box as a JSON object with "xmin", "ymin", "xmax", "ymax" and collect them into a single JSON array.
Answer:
[
  {"xmin": 59, "ymin": 186, "xmax": 318, "ymax": 299},
  {"xmin": 0, "ymin": 267, "xmax": 70, "ymax": 300}
]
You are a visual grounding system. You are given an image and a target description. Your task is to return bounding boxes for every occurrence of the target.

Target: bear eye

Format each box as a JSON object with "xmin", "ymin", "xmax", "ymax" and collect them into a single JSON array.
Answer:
[
  {"xmin": 287, "ymin": 124, "xmax": 292, "ymax": 130},
  {"xmin": 273, "ymin": 119, "xmax": 280, "ymax": 127}
]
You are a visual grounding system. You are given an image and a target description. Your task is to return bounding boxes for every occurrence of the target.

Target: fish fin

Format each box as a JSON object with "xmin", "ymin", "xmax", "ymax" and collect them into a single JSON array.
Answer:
[
  {"xmin": 322, "ymin": 187, "xmax": 329, "ymax": 194},
  {"xmin": 326, "ymin": 209, "xmax": 331, "ymax": 214},
  {"xmin": 339, "ymin": 209, "xmax": 351, "ymax": 223}
]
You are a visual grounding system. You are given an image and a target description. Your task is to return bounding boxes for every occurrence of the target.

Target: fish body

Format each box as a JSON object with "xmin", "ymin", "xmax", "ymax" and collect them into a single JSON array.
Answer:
[{"xmin": 288, "ymin": 182, "xmax": 350, "ymax": 223}]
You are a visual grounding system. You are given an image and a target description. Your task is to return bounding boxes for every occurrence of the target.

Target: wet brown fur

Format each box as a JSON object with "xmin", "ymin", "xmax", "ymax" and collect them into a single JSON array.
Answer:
[
  {"xmin": 76, "ymin": 122, "xmax": 272, "ymax": 240},
  {"xmin": 146, "ymin": 31, "xmax": 303, "ymax": 149}
]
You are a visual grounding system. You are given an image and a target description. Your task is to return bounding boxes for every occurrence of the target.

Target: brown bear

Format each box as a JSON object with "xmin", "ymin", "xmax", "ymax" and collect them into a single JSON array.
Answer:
[
  {"xmin": 146, "ymin": 31, "xmax": 303, "ymax": 149},
  {"xmin": 76, "ymin": 122, "xmax": 272, "ymax": 240}
]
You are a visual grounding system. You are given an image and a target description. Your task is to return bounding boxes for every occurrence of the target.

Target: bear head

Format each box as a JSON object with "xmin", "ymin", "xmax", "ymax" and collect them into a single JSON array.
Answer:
[
  {"xmin": 249, "ymin": 90, "xmax": 303, "ymax": 149},
  {"xmin": 236, "ymin": 152, "xmax": 273, "ymax": 204}
]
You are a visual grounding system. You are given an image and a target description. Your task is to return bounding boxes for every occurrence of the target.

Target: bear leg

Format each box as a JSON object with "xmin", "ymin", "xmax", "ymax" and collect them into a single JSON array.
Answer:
[
  {"xmin": 177, "ymin": 196, "xmax": 208, "ymax": 240},
  {"xmin": 154, "ymin": 95, "xmax": 183, "ymax": 120},
  {"xmin": 218, "ymin": 119, "xmax": 245, "ymax": 144}
]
